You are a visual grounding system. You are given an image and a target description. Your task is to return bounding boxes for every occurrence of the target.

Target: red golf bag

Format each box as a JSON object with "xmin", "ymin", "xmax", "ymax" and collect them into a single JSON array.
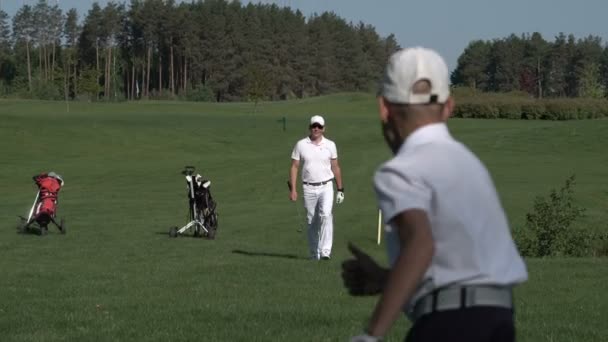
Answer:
[
  {"xmin": 34, "ymin": 173, "xmax": 62, "ymax": 224},
  {"xmin": 18, "ymin": 172, "xmax": 66, "ymax": 235}
]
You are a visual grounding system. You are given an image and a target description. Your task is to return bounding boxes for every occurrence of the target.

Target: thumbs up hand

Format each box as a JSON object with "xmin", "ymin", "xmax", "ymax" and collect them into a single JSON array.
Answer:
[{"xmin": 341, "ymin": 242, "xmax": 388, "ymax": 296}]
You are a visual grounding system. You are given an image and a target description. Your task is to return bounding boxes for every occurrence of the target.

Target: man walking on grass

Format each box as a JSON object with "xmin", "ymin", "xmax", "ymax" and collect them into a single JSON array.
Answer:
[{"xmin": 289, "ymin": 115, "xmax": 344, "ymax": 260}]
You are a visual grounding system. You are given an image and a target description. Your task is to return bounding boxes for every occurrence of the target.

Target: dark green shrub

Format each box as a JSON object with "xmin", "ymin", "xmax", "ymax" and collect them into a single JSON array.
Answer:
[
  {"xmin": 497, "ymin": 102, "xmax": 522, "ymax": 119},
  {"xmin": 521, "ymin": 102, "xmax": 545, "ymax": 120},
  {"xmin": 453, "ymin": 103, "xmax": 474, "ymax": 118},
  {"xmin": 467, "ymin": 102, "xmax": 499, "ymax": 118},
  {"xmin": 186, "ymin": 85, "xmax": 215, "ymax": 102},
  {"xmin": 543, "ymin": 101, "xmax": 579, "ymax": 120},
  {"xmin": 515, "ymin": 175, "xmax": 590, "ymax": 257}
]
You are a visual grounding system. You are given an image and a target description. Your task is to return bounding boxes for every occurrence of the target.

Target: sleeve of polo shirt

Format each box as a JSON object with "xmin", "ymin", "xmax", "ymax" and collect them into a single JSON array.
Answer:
[
  {"xmin": 373, "ymin": 164, "xmax": 432, "ymax": 224},
  {"xmin": 329, "ymin": 141, "xmax": 338, "ymax": 159},
  {"xmin": 291, "ymin": 142, "xmax": 300, "ymax": 160}
]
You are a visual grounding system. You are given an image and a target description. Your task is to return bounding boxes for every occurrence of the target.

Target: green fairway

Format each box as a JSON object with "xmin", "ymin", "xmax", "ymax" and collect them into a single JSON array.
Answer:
[{"xmin": 1, "ymin": 95, "xmax": 607, "ymax": 341}]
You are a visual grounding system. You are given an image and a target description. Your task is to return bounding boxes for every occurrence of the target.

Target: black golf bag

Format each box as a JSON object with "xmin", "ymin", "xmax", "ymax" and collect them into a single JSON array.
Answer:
[{"xmin": 169, "ymin": 166, "xmax": 218, "ymax": 239}]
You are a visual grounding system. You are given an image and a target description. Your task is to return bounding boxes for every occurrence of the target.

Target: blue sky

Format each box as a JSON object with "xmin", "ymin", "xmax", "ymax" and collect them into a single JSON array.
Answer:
[{"xmin": 3, "ymin": 0, "xmax": 608, "ymax": 70}]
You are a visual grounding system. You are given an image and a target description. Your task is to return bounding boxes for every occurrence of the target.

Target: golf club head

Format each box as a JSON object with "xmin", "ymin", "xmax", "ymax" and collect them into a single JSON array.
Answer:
[{"xmin": 182, "ymin": 166, "xmax": 196, "ymax": 176}]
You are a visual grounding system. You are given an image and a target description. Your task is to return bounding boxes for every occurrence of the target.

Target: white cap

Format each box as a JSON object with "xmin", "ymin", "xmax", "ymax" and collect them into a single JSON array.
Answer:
[
  {"xmin": 379, "ymin": 47, "xmax": 450, "ymax": 104},
  {"xmin": 310, "ymin": 115, "xmax": 325, "ymax": 126}
]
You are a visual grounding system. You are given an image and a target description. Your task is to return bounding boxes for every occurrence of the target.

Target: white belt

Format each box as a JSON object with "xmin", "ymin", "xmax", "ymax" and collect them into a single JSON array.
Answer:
[{"xmin": 411, "ymin": 285, "xmax": 513, "ymax": 322}]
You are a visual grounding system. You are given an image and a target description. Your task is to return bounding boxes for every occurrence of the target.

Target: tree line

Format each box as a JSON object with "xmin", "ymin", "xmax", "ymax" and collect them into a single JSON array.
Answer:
[
  {"xmin": 451, "ymin": 32, "xmax": 608, "ymax": 99},
  {"xmin": 0, "ymin": 0, "xmax": 399, "ymax": 102}
]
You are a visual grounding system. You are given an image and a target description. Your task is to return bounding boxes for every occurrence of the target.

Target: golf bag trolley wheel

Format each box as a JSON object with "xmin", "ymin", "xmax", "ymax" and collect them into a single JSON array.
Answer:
[{"xmin": 169, "ymin": 226, "xmax": 178, "ymax": 238}]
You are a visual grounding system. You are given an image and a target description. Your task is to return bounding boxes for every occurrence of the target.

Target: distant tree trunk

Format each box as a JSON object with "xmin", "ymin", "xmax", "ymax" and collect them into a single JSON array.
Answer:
[
  {"xmin": 183, "ymin": 55, "xmax": 188, "ymax": 95},
  {"xmin": 170, "ymin": 44, "xmax": 174, "ymax": 95},
  {"xmin": 52, "ymin": 41, "xmax": 56, "ymax": 82},
  {"xmin": 73, "ymin": 55, "xmax": 78, "ymax": 96},
  {"xmin": 26, "ymin": 41, "xmax": 32, "ymax": 92},
  {"xmin": 537, "ymin": 57, "xmax": 542, "ymax": 99},
  {"xmin": 125, "ymin": 66, "xmax": 129, "ymax": 100},
  {"xmin": 39, "ymin": 46, "xmax": 43, "ymax": 80},
  {"xmin": 131, "ymin": 63, "xmax": 135, "ymax": 100},
  {"xmin": 95, "ymin": 39, "xmax": 99, "ymax": 100},
  {"xmin": 113, "ymin": 48, "xmax": 117, "ymax": 99},
  {"xmin": 106, "ymin": 47, "xmax": 112, "ymax": 99},
  {"xmin": 142, "ymin": 54, "xmax": 146, "ymax": 97},
  {"xmin": 64, "ymin": 60, "xmax": 69, "ymax": 105},
  {"xmin": 47, "ymin": 46, "xmax": 50, "ymax": 81},
  {"xmin": 43, "ymin": 45, "xmax": 48, "ymax": 81},
  {"xmin": 158, "ymin": 54, "xmax": 162, "ymax": 97},
  {"xmin": 146, "ymin": 45, "xmax": 151, "ymax": 98}
]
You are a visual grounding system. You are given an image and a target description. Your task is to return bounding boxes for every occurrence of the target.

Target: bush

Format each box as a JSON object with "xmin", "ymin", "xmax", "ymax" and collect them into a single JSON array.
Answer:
[
  {"xmin": 452, "ymin": 102, "xmax": 499, "ymax": 119},
  {"xmin": 515, "ymin": 175, "xmax": 591, "ymax": 257},
  {"xmin": 454, "ymin": 92, "xmax": 608, "ymax": 121},
  {"xmin": 186, "ymin": 85, "xmax": 215, "ymax": 102},
  {"xmin": 496, "ymin": 102, "xmax": 522, "ymax": 119},
  {"xmin": 521, "ymin": 102, "xmax": 545, "ymax": 120},
  {"xmin": 31, "ymin": 80, "xmax": 62, "ymax": 100}
]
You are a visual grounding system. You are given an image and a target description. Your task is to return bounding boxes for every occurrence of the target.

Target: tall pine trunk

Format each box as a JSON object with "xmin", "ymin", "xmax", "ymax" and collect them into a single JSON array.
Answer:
[
  {"xmin": 158, "ymin": 54, "xmax": 162, "ymax": 97},
  {"xmin": 73, "ymin": 53, "xmax": 78, "ymax": 96},
  {"xmin": 95, "ymin": 39, "xmax": 99, "ymax": 100},
  {"xmin": 39, "ymin": 46, "xmax": 43, "ymax": 80},
  {"xmin": 146, "ymin": 45, "xmax": 151, "ymax": 98},
  {"xmin": 170, "ymin": 44, "xmax": 174, "ymax": 95},
  {"xmin": 44, "ymin": 45, "xmax": 48, "ymax": 81},
  {"xmin": 106, "ymin": 47, "xmax": 112, "ymax": 99},
  {"xmin": 26, "ymin": 40, "xmax": 32, "ymax": 92},
  {"xmin": 131, "ymin": 63, "xmax": 135, "ymax": 100},
  {"xmin": 183, "ymin": 55, "xmax": 188, "ymax": 95},
  {"xmin": 52, "ymin": 41, "xmax": 56, "ymax": 82},
  {"xmin": 537, "ymin": 57, "xmax": 542, "ymax": 99}
]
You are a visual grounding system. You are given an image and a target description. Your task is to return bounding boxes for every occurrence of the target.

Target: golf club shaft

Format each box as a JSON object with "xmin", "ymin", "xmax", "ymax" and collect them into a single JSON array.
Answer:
[
  {"xmin": 377, "ymin": 209, "xmax": 382, "ymax": 245},
  {"xmin": 27, "ymin": 191, "xmax": 40, "ymax": 222}
]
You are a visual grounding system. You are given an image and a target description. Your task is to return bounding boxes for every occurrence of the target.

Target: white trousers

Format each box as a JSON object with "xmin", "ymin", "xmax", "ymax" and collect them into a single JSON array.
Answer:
[{"xmin": 302, "ymin": 182, "xmax": 334, "ymax": 259}]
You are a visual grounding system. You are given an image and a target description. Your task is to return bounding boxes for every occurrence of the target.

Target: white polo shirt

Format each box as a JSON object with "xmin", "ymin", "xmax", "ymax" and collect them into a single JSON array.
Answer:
[
  {"xmin": 373, "ymin": 123, "xmax": 528, "ymax": 312},
  {"xmin": 291, "ymin": 136, "xmax": 337, "ymax": 183}
]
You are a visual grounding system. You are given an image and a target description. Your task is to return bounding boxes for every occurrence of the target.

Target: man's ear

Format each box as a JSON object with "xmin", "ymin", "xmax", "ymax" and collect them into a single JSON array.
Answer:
[
  {"xmin": 441, "ymin": 96, "xmax": 455, "ymax": 121},
  {"xmin": 378, "ymin": 96, "xmax": 390, "ymax": 123}
]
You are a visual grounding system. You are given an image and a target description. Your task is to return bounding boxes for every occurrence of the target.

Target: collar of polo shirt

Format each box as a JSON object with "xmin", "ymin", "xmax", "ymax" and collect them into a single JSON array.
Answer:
[
  {"xmin": 307, "ymin": 136, "xmax": 325, "ymax": 144},
  {"xmin": 399, "ymin": 122, "xmax": 451, "ymax": 154}
]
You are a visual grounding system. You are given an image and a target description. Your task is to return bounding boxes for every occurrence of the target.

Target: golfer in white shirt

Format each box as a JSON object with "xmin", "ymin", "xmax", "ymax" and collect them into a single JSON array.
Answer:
[
  {"xmin": 342, "ymin": 47, "xmax": 528, "ymax": 342},
  {"xmin": 289, "ymin": 115, "xmax": 344, "ymax": 260}
]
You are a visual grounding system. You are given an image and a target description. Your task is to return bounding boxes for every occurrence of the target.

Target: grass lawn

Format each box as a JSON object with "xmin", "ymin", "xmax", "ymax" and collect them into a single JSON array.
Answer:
[{"xmin": 0, "ymin": 95, "xmax": 607, "ymax": 341}]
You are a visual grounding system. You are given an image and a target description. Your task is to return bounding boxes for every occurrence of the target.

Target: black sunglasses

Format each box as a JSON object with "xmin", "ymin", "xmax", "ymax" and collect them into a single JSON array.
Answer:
[{"xmin": 310, "ymin": 123, "xmax": 324, "ymax": 129}]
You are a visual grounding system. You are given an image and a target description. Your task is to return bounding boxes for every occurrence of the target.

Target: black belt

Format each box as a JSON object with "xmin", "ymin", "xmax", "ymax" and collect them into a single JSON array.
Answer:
[{"xmin": 303, "ymin": 179, "xmax": 333, "ymax": 186}]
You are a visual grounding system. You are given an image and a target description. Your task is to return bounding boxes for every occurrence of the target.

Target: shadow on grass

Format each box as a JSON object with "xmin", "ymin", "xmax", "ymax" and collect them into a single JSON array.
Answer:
[
  {"xmin": 17, "ymin": 227, "xmax": 63, "ymax": 236},
  {"xmin": 232, "ymin": 249, "xmax": 307, "ymax": 260},
  {"xmin": 155, "ymin": 231, "xmax": 212, "ymax": 239}
]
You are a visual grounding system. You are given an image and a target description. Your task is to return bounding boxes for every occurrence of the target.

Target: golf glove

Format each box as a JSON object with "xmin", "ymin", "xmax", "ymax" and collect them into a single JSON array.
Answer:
[
  {"xmin": 336, "ymin": 190, "xmax": 345, "ymax": 204},
  {"xmin": 350, "ymin": 334, "xmax": 382, "ymax": 342}
]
